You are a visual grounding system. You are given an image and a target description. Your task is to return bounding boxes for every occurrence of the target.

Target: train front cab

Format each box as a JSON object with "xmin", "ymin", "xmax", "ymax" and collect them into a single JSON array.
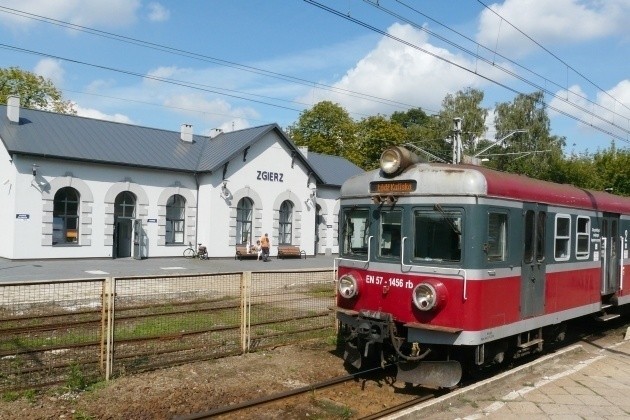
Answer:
[{"xmin": 336, "ymin": 199, "xmax": 471, "ymax": 387}]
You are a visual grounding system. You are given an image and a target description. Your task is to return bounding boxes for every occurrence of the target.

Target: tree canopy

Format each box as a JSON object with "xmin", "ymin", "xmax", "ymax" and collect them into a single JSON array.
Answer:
[
  {"xmin": 487, "ymin": 91, "xmax": 565, "ymax": 180},
  {"xmin": 288, "ymin": 101, "xmax": 355, "ymax": 156},
  {"xmin": 287, "ymin": 91, "xmax": 627, "ymax": 196},
  {"xmin": 0, "ymin": 67, "xmax": 76, "ymax": 114}
]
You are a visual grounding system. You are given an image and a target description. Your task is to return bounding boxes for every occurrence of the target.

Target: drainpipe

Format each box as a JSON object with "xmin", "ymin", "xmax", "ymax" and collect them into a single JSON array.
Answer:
[{"xmin": 194, "ymin": 172, "xmax": 200, "ymax": 249}]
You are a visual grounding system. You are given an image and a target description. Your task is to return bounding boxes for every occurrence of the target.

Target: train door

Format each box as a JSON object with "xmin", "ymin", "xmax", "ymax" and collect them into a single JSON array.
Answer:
[
  {"xmin": 521, "ymin": 204, "xmax": 547, "ymax": 318},
  {"xmin": 600, "ymin": 214, "xmax": 620, "ymax": 295}
]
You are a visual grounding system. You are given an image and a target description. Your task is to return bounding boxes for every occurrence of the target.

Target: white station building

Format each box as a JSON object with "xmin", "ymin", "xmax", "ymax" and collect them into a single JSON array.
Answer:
[{"xmin": 0, "ymin": 96, "xmax": 363, "ymax": 260}]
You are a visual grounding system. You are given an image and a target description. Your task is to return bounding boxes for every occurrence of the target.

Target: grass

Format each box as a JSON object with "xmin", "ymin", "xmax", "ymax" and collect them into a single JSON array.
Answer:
[
  {"xmin": 313, "ymin": 398, "xmax": 353, "ymax": 419},
  {"xmin": 1, "ymin": 282, "xmax": 337, "ymax": 393},
  {"xmin": 1, "ymin": 389, "xmax": 37, "ymax": 403}
]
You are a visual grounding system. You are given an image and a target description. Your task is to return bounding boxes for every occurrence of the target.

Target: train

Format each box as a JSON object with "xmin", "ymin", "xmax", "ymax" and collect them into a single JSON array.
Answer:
[{"xmin": 334, "ymin": 145, "xmax": 630, "ymax": 388}]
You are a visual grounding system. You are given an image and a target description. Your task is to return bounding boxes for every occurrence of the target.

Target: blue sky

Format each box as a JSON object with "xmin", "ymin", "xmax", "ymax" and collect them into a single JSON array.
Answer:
[{"xmin": 0, "ymin": 0, "xmax": 628, "ymax": 153}]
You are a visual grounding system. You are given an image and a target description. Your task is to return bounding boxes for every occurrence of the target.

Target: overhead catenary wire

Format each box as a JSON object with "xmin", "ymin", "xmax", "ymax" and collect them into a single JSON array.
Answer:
[
  {"xmin": 362, "ymin": 0, "xmax": 630, "ymax": 137},
  {"xmin": 304, "ymin": 0, "xmax": 629, "ymax": 144},
  {"xmin": 393, "ymin": 0, "xmax": 630, "ymax": 125},
  {"xmin": 475, "ymin": 0, "xmax": 630, "ymax": 115},
  {"xmin": 0, "ymin": 5, "xmax": 438, "ymax": 116}
]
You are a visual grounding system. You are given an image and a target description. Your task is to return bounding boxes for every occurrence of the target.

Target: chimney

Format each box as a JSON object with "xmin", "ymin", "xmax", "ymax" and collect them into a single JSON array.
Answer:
[
  {"xmin": 298, "ymin": 146, "xmax": 308, "ymax": 158},
  {"xmin": 180, "ymin": 124, "xmax": 193, "ymax": 143},
  {"xmin": 7, "ymin": 95, "xmax": 20, "ymax": 123}
]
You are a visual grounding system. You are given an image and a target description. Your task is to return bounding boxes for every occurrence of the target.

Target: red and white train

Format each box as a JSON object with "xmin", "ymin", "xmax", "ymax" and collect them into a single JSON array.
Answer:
[{"xmin": 334, "ymin": 146, "xmax": 630, "ymax": 387}]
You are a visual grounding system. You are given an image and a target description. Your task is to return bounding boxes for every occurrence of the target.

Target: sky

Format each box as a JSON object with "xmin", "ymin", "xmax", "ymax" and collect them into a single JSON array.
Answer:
[{"xmin": 0, "ymin": 0, "xmax": 628, "ymax": 154}]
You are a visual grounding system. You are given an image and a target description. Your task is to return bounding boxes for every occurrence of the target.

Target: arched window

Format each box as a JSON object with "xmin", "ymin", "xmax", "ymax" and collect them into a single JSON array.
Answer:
[
  {"xmin": 115, "ymin": 191, "xmax": 136, "ymax": 218},
  {"xmin": 166, "ymin": 194, "xmax": 186, "ymax": 244},
  {"xmin": 236, "ymin": 197, "xmax": 254, "ymax": 245},
  {"xmin": 53, "ymin": 187, "xmax": 80, "ymax": 245},
  {"xmin": 279, "ymin": 200, "xmax": 293, "ymax": 245}
]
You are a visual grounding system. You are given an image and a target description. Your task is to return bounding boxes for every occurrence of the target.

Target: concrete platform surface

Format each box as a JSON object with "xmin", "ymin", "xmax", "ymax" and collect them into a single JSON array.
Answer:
[
  {"xmin": 389, "ymin": 328, "xmax": 630, "ymax": 420},
  {"xmin": 0, "ymin": 254, "xmax": 337, "ymax": 282}
]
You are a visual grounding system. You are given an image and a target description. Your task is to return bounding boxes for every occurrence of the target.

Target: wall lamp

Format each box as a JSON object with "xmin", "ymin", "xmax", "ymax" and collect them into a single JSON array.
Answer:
[
  {"xmin": 32, "ymin": 164, "xmax": 39, "ymax": 177},
  {"xmin": 305, "ymin": 188, "xmax": 316, "ymax": 205}
]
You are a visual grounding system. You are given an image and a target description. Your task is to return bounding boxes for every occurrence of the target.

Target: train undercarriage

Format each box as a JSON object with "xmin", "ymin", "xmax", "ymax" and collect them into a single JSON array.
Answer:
[{"xmin": 337, "ymin": 310, "xmax": 569, "ymax": 389}]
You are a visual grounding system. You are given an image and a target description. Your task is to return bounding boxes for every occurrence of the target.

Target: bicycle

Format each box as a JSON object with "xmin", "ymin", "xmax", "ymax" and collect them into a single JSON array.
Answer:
[{"xmin": 183, "ymin": 243, "xmax": 209, "ymax": 260}]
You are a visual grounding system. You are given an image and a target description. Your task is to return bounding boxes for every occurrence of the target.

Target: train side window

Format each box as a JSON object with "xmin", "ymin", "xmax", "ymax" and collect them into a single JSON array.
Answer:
[
  {"xmin": 554, "ymin": 214, "xmax": 571, "ymax": 261},
  {"xmin": 413, "ymin": 207, "xmax": 462, "ymax": 262},
  {"xmin": 341, "ymin": 207, "xmax": 370, "ymax": 257},
  {"xmin": 536, "ymin": 212, "xmax": 546, "ymax": 262},
  {"xmin": 379, "ymin": 209, "xmax": 402, "ymax": 258},
  {"xmin": 487, "ymin": 212, "xmax": 507, "ymax": 262},
  {"xmin": 524, "ymin": 210, "xmax": 535, "ymax": 263},
  {"xmin": 575, "ymin": 216, "xmax": 590, "ymax": 259}
]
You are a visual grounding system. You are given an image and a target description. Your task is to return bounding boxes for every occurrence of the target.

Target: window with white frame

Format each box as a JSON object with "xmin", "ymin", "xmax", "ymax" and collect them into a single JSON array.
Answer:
[
  {"xmin": 487, "ymin": 212, "xmax": 507, "ymax": 262},
  {"xmin": 279, "ymin": 200, "xmax": 293, "ymax": 245},
  {"xmin": 554, "ymin": 214, "xmax": 571, "ymax": 260},
  {"xmin": 236, "ymin": 197, "xmax": 254, "ymax": 245},
  {"xmin": 575, "ymin": 216, "xmax": 590, "ymax": 259},
  {"xmin": 165, "ymin": 194, "xmax": 185, "ymax": 244},
  {"xmin": 53, "ymin": 187, "xmax": 80, "ymax": 245}
]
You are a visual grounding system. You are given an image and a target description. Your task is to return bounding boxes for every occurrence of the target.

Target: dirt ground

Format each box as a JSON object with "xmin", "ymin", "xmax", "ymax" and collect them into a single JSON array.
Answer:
[
  {"xmin": 0, "ymin": 340, "xmax": 353, "ymax": 420},
  {"xmin": 2, "ymin": 320, "xmax": 628, "ymax": 420}
]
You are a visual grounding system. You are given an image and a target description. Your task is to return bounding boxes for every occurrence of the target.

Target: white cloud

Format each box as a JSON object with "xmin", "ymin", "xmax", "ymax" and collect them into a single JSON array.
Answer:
[
  {"xmin": 476, "ymin": 0, "xmax": 630, "ymax": 56},
  {"xmin": 75, "ymin": 104, "xmax": 133, "ymax": 124},
  {"xmin": 549, "ymin": 81, "xmax": 630, "ymax": 139},
  {"xmin": 146, "ymin": 2, "xmax": 170, "ymax": 22},
  {"xmin": 0, "ymin": 0, "xmax": 141, "ymax": 29},
  {"xmin": 33, "ymin": 58, "xmax": 65, "ymax": 86},
  {"xmin": 163, "ymin": 92, "xmax": 259, "ymax": 127},
  {"xmin": 298, "ymin": 23, "xmax": 509, "ymax": 117}
]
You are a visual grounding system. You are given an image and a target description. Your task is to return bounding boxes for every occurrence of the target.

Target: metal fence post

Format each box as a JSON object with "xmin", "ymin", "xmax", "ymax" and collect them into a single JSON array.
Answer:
[
  {"xmin": 101, "ymin": 277, "xmax": 115, "ymax": 381},
  {"xmin": 240, "ymin": 271, "xmax": 251, "ymax": 353}
]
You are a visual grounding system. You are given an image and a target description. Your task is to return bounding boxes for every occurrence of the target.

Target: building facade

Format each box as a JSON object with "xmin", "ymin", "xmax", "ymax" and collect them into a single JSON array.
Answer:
[{"xmin": 0, "ymin": 97, "xmax": 363, "ymax": 260}]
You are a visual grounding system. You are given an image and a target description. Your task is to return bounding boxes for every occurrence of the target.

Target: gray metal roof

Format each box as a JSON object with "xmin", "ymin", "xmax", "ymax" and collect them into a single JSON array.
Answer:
[
  {"xmin": 305, "ymin": 151, "xmax": 364, "ymax": 186},
  {"xmin": 0, "ymin": 105, "xmax": 332, "ymax": 184}
]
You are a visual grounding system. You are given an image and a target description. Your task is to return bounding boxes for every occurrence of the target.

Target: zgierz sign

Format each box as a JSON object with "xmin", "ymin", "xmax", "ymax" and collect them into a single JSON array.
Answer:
[
  {"xmin": 257, "ymin": 171, "xmax": 284, "ymax": 182},
  {"xmin": 16, "ymin": 214, "xmax": 30, "ymax": 220}
]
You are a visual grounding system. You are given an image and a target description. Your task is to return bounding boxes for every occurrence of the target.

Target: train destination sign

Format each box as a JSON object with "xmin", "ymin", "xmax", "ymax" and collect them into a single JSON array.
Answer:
[{"xmin": 369, "ymin": 180, "xmax": 417, "ymax": 194}]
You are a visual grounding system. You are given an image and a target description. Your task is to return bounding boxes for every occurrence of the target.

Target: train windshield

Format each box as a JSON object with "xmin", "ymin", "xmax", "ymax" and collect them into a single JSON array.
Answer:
[
  {"xmin": 379, "ymin": 209, "xmax": 402, "ymax": 258},
  {"xmin": 341, "ymin": 207, "xmax": 370, "ymax": 257},
  {"xmin": 414, "ymin": 207, "xmax": 462, "ymax": 262}
]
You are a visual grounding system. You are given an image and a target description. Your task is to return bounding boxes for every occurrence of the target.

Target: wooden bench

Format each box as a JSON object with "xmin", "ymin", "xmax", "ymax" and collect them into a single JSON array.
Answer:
[
  {"xmin": 277, "ymin": 245, "xmax": 306, "ymax": 259},
  {"xmin": 235, "ymin": 245, "xmax": 259, "ymax": 260}
]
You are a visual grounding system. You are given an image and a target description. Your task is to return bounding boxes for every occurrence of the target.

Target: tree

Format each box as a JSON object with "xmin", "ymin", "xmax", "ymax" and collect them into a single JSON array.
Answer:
[
  {"xmin": 0, "ymin": 67, "xmax": 76, "ymax": 114},
  {"xmin": 390, "ymin": 107, "xmax": 430, "ymax": 128},
  {"xmin": 592, "ymin": 143, "xmax": 630, "ymax": 196},
  {"xmin": 351, "ymin": 115, "xmax": 407, "ymax": 170},
  {"xmin": 438, "ymin": 87, "xmax": 488, "ymax": 155},
  {"xmin": 288, "ymin": 101, "xmax": 355, "ymax": 156},
  {"xmin": 488, "ymin": 91, "xmax": 565, "ymax": 179}
]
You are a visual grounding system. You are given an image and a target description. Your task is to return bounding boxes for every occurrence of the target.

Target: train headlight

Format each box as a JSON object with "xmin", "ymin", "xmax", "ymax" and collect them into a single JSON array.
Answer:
[
  {"xmin": 380, "ymin": 148, "xmax": 403, "ymax": 175},
  {"xmin": 412, "ymin": 283, "xmax": 438, "ymax": 311},
  {"xmin": 338, "ymin": 275, "xmax": 359, "ymax": 299},
  {"xmin": 380, "ymin": 146, "xmax": 421, "ymax": 177}
]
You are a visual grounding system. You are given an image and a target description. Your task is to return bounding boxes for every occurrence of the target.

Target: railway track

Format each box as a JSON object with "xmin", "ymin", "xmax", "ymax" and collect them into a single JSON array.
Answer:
[
  {"xmin": 173, "ymin": 316, "xmax": 629, "ymax": 419},
  {"xmin": 174, "ymin": 364, "xmax": 443, "ymax": 419}
]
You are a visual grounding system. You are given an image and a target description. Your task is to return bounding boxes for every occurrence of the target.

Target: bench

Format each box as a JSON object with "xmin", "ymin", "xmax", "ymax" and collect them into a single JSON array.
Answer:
[
  {"xmin": 235, "ymin": 245, "xmax": 259, "ymax": 260},
  {"xmin": 277, "ymin": 245, "xmax": 306, "ymax": 259}
]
